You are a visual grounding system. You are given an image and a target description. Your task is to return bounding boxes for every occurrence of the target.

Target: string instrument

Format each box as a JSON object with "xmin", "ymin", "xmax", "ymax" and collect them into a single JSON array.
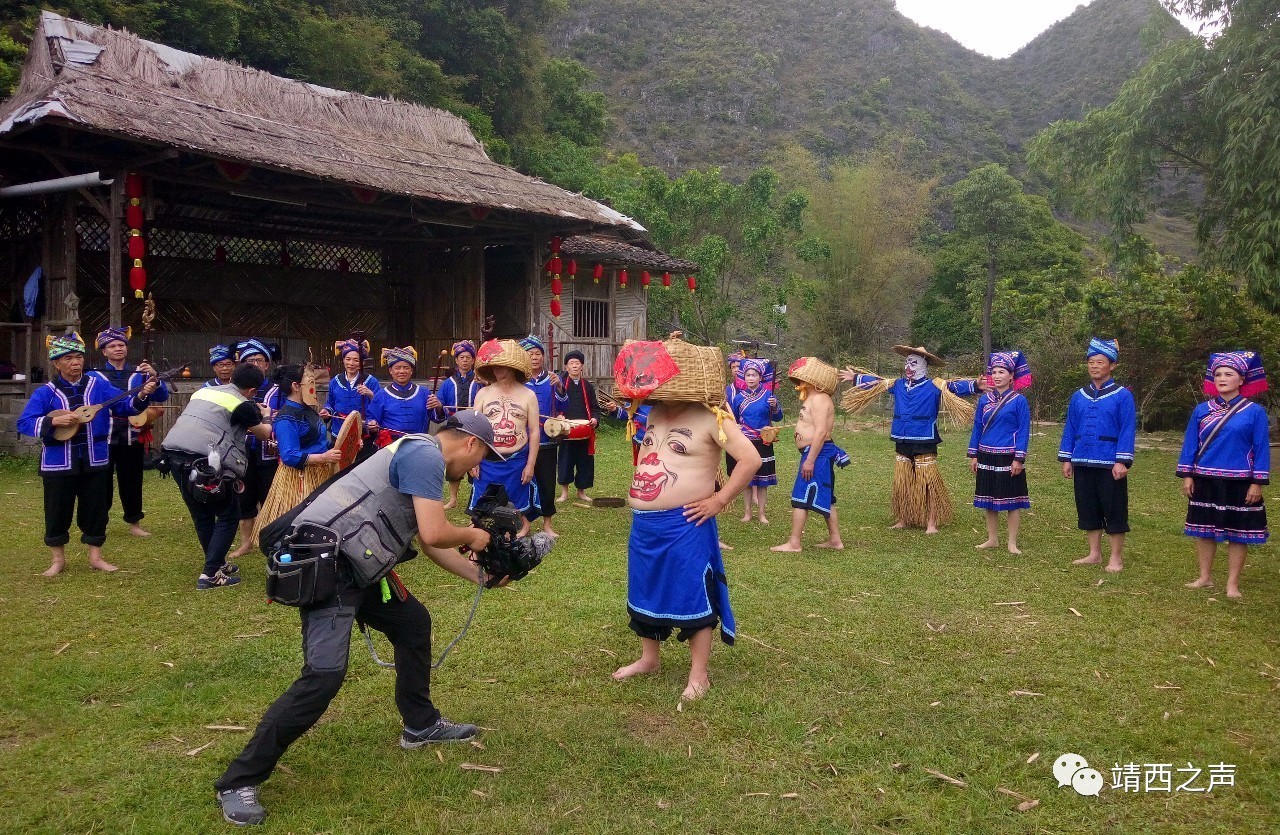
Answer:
[
  {"xmin": 128, "ymin": 294, "xmax": 165, "ymax": 428},
  {"xmin": 429, "ymin": 348, "xmax": 451, "ymax": 405},
  {"xmin": 49, "ymin": 379, "xmax": 155, "ymax": 441},
  {"xmin": 543, "ymin": 417, "xmax": 593, "ymax": 440}
]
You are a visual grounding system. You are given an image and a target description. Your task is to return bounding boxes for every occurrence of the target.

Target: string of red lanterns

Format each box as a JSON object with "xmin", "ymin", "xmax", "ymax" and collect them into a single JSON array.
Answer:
[
  {"xmin": 546, "ymin": 237, "xmax": 563, "ymax": 318},
  {"xmin": 125, "ymin": 173, "xmax": 147, "ymax": 298}
]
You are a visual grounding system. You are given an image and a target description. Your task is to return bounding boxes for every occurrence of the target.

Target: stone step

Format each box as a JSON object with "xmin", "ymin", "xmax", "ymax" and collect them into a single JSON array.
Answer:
[{"xmin": 0, "ymin": 413, "xmax": 39, "ymax": 455}]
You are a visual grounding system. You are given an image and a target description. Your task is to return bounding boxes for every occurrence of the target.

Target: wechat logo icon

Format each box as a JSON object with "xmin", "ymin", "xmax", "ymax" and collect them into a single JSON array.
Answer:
[{"xmin": 1055, "ymin": 753, "xmax": 1104, "ymax": 797}]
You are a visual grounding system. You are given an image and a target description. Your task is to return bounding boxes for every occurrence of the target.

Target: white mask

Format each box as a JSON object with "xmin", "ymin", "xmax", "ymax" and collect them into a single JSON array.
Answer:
[{"xmin": 904, "ymin": 354, "xmax": 928, "ymax": 381}]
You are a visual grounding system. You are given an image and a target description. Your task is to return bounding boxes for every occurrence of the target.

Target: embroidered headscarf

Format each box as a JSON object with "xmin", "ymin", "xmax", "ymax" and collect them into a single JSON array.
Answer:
[
  {"xmin": 47, "ymin": 332, "xmax": 87, "ymax": 360},
  {"xmin": 986, "ymin": 350, "xmax": 1033, "ymax": 391},
  {"xmin": 381, "ymin": 345, "xmax": 418, "ymax": 369},
  {"xmin": 334, "ymin": 338, "xmax": 370, "ymax": 360},
  {"xmin": 519, "ymin": 335, "xmax": 546, "ymax": 354},
  {"xmin": 1204, "ymin": 351, "xmax": 1267, "ymax": 397},
  {"xmin": 235, "ymin": 338, "xmax": 273, "ymax": 363},
  {"xmin": 1086, "ymin": 338, "xmax": 1119, "ymax": 363},
  {"xmin": 452, "ymin": 340, "xmax": 476, "ymax": 358},
  {"xmin": 95, "ymin": 326, "xmax": 131, "ymax": 349},
  {"xmin": 738, "ymin": 358, "xmax": 768, "ymax": 388},
  {"xmin": 208, "ymin": 344, "xmax": 233, "ymax": 365}
]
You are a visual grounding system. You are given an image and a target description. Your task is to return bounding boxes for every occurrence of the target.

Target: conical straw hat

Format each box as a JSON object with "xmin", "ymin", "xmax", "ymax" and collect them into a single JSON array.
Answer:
[
  {"xmin": 787, "ymin": 357, "xmax": 839, "ymax": 395},
  {"xmin": 476, "ymin": 338, "xmax": 532, "ymax": 383}
]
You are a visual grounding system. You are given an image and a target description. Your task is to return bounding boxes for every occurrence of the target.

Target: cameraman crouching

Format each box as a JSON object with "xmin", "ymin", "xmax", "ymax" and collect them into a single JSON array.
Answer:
[
  {"xmin": 163, "ymin": 364, "xmax": 273, "ymax": 590},
  {"xmin": 213, "ymin": 412, "xmax": 499, "ymax": 826}
]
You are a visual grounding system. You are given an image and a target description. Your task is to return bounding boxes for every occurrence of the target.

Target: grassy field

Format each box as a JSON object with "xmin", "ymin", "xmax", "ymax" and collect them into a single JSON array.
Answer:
[{"xmin": 1, "ymin": 421, "xmax": 1277, "ymax": 834}]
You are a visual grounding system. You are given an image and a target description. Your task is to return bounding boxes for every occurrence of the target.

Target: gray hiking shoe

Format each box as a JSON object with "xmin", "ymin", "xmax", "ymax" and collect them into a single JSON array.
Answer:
[
  {"xmin": 217, "ymin": 785, "xmax": 266, "ymax": 826},
  {"xmin": 400, "ymin": 716, "xmax": 479, "ymax": 748}
]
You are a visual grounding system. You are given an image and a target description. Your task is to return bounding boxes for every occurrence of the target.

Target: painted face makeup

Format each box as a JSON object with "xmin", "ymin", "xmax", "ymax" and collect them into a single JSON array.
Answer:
[
  {"xmin": 629, "ymin": 427, "xmax": 691, "ymax": 501},
  {"xmin": 904, "ymin": 353, "xmax": 927, "ymax": 381},
  {"xmin": 481, "ymin": 395, "xmax": 528, "ymax": 450},
  {"xmin": 300, "ymin": 366, "xmax": 320, "ymax": 407}
]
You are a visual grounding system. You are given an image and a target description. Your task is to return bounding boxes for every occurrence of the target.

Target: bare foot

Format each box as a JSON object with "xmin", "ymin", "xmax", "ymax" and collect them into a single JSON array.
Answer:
[
  {"xmin": 557, "ymin": 493, "xmax": 569, "ymax": 504},
  {"xmin": 612, "ymin": 659, "xmax": 660, "ymax": 680},
  {"xmin": 1104, "ymin": 561, "xmax": 1123, "ymax": 573},
  {"xmin": 442, "ymin": 499, "xmax": 457, "ymax": 510},
  {"xmin": 925, "ymin": 526, "xmax": 940, "ymax": 535},
  {"xmin": 1184, "ymin": 579, "xmax": 1214, "ymax": 590},
  {"xmin": 758, "ymin": 516, "xmax": 769, "ymax": 525},
  {"xmin": 680, "ymin": 679, "xmax": 710, "ymax": 701},
  {"xmin": 128, "ymin": 524, "xmax": 151, "ymax": 538},
  {"xmin": 542, "ymin": 526, "xmax": 559, "ymax": 539},
  {"xmin": 718, "ymin": 540, "xmax": 734, "ymax": 551},
  {"xmin": 1072, "ymin": 555, "xmax": 1102, "ymax": 566},
  {"xmin": 770, "ymin": 542, "xmax": 803, "ymax": 552},
  {"xmin": 1007, "ymin": 546, "xmax": 1022, "ymax": 555},
  {"xmin": 1226, "ymin": 587, "xmax": 1243, "ymax": 599},
  {"xmin": 42, "ymin": 558, "xmax": 66, "ymax": 577},
  {"xmin": 814, "ymin": 540, "xmax": 844, "ymax": 550},
  {"xmin": 226, "ymin": 545, "xmax": 252, "ymax": 560},
  {"xmin": 974, "ymin": 540, "xmax": 999, "ymax": 550},
  {"xmin": 89, "ymin": 557, "xmax": 119, "ymax": 573},
  {"xmin": 890, "ymin": 521, "xmax": 908, "ymax": 530},
  {"xmin": 740, "ymin": 515, "xmax": 752, "ymax": 523}
]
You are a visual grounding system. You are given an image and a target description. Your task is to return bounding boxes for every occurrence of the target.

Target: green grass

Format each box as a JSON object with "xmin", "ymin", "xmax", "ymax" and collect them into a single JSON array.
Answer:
[{"xmin": 2, "ymin": 421, "xmax": 1278, "ymax": 833}]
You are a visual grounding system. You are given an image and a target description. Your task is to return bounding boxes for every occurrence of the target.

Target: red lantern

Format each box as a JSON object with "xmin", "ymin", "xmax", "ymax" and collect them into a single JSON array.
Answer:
[
  {"xmin": 550, "ymin": 236, "xmax": 562, "ymax": 254},
  {"xmin": 214, "ymin": 244, "xmax": 227, "ymax": 265},
  {"xmin": 687, "ymin": 275, "xmax": 697, "ymax": 292},
  {"xmin": 567, "ymin": 260, "xmax": 577, "ymax": 278},
  {"xmin": 619, "ymin": 269, "xmax": 628, "ymax": 288},
  {"xmin": 662, "ymin": 271, "xmax": 672, "ymax": 288},
  {"xmin": 126, "ymin": 204, "xmax": 144, "ymax": 230},
  {"xmin": 550, "ymin": 277, "xmax": 563, "ymax": 296},
  {"xmin": 640, "ymin": 271, "xmax": 651, "ymax": 287},
  {"xmin": 592, "ymin": 263, "xmax": 603, "ymax": 283},
  {"xmin": 129, "ymin": 261, "xmax": 146, "ymax": 298},
  {"xmin": 125, "ymin": 172, "xmax": 144, "ymax": 199},
  {"xmin": 549, "ymin": 257, "xmax": 562, "ymax": 276},
  {"xmin": 550, "ymin": 298, "xmax": 562, "ymax": 318},
  {"xmin": 127, "ymin": 233, "xmax": 146, "ymax": 260}
]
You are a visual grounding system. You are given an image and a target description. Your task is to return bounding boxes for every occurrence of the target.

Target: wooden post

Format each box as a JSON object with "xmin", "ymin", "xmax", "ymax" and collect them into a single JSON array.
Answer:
[{"xmin": 108, "ymin": 173, "xmax": 123, "ymax": 328}]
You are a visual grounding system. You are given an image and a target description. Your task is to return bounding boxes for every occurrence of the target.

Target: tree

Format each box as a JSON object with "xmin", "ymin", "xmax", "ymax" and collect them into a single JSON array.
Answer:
[
  {"xmin": 1028, "ymin": 0, "xmax": 1280, "ymax": 304},
  {"xmin": 950, "ymin": 164, "xmax": 1031, "ymax": 357}
]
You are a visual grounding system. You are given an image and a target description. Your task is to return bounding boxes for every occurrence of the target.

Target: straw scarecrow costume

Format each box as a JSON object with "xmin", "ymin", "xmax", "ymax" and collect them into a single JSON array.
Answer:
[{"xmin": 839, "ymin": 345, "xmax": 983, "ymax": 532}]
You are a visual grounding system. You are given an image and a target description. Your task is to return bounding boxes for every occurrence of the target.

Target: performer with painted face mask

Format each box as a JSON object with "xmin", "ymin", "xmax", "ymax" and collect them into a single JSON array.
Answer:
[
  {"xmin": 839, "ymin": 346, "xmax": 986, "ymax": 534},
  {"xmin": 205, "ymin": 344, "xmax": 236, "ymax": 388},
  {"xmin": 968, "ymin": 351, "xmax": 1033, "ymax": 554},
  {"xmin": 1060, "ymin": 338, "xmax": 1136, "ymax": 573},
  {"xmin": 366, "ymin": 346, "xmax": 431, "ymax": 448},
  {"xmin": 471, "ymin": 339, "xmax": 540, "ymax": 526},
  {"xmin": 1177, "ymin": 351, "xmax": 1270, "ymax": 599},
  {"xmin": 322, "ymin": 338, "xmax": 378, "ymax": 436}
]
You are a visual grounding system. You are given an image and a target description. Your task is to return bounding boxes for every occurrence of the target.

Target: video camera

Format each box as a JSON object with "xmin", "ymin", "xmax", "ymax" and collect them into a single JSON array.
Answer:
[{"xmin": 467, "ymin": 484, "xmax": 550, "ymax": 588}]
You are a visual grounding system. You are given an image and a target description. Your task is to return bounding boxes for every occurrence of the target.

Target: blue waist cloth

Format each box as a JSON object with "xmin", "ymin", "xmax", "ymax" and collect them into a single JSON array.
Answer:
[
  {"xmin": 470, "ymin": 445, "xmax": 540, "ymax": 521},
  {"xmin": 790, "ymin": 440, "xmax": 849, "ymax": 518},
  {"xmin": 627, "ymin": 507, "xmax": 735, "ymax": 644}
]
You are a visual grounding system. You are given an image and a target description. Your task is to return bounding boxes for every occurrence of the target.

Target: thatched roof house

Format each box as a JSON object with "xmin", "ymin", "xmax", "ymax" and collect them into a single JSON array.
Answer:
[{"xmin": 0, "ymin": 11, "xmax": 679, "ymax": 388}]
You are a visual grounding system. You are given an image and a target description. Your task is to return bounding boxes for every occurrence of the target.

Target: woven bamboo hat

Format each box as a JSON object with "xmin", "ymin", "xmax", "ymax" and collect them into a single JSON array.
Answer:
[
  {"xmin": 476, "ymin": 338, "xmax": 532, "ymax": 383},
  {"xmin": 787, "ymin": 357, "xmax": 839, "ymax": 395},
  {"xmin": 614, "ymin": 332, "xmax": 726, "ymax": 408},
  {"xmin": 892, "ymin": 344, "xmax": 946, "ymax": 367}
]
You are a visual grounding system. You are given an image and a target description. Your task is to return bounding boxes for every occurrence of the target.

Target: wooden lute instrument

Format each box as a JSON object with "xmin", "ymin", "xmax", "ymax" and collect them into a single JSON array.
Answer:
[{"xmin": 128, "ymin": 294, "xmax": 164, "ymax": 428}]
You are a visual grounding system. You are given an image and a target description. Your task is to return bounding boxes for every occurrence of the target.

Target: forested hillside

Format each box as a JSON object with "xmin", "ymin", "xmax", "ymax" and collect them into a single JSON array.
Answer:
[{"xmin": 555, "ymin": 0, "xmax": 1188, "ymax": 175}]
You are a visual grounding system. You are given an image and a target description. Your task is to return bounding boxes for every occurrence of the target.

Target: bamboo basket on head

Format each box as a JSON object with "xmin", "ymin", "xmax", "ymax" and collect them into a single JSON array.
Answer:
[
  {"xmin": 787, "ymin": 357, "xmax": 839, "ymax": 396},
  {"xmin": 645, "ymin": 332, "xmax": 726, "ymax": 407}
]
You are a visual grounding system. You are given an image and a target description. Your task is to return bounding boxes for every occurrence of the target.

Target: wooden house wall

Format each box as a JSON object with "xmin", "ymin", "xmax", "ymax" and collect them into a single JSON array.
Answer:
[{"xmin": 529, "ymin": 266, "xmax": 648, "ymax": 383}]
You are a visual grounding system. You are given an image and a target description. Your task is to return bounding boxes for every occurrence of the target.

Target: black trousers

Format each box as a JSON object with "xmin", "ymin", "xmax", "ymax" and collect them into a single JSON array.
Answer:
[
  {"xmin": 171, "ymin": 457, "xmax": 241, "ymax": 576},
  {"xmin": 557, "ymin": 439, "xmax": 594, "ymax": 489},
  {"xmin": 43, "ymin": 469, "xmax": 112, "ymax": 547},
  {"xmin": 534, "ymin": 443, "xmax": 558, "ymax": 517},
  {"xmin": 238, "ymin": 459, "xmax": 278, "ymax": 520},
  {"xmin": 108, "ymin": 441, "xmax": 146, "ymax": 523},
  {"xmin": 216, "ymin": 577, "xmax": 439, "ymax": 791}
]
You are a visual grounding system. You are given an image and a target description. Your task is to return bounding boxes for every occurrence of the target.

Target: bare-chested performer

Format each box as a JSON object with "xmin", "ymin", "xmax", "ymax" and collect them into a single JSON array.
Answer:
[
  {"xmin": 610, "ymin": 336, "xmax": 760, "ymax": 701},
  {"xmin": 470, "ymin": 339, "xmax": 540, "ymax": 525},
  {"xmin": 772, "ymin": 357, "xmax": 848, "ymax": 552}
]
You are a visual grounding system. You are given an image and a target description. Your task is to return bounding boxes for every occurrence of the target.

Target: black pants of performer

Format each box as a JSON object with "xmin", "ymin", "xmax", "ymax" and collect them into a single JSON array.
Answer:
[
  {"xmin": 107, "ymin": 441, "xmax": 146, "ymax": 524},
  {"xmin": 534, "ymin": 442, "xmax": 558, "ymax": 517},
  {"xmin": 216, "ymin": 575, "xmax": 438, "ymax": 791},
  {"xmin": 1073, "ymin": 465, "xmax": 1130, "ymax": 534},
  {"xmin": 239, "ymin": 459, "xmax": 278, "ymax": 520},
  {"xmin": 171, "ymin": 456, "xmax": 241, "ymax": 577},
  {"xmin": 558, "ymin": 439, "xmax": 594, "ymax": 490},
  {"xmin": 43, "ymin": 469, "xmax": 112, "ymax": 547}
]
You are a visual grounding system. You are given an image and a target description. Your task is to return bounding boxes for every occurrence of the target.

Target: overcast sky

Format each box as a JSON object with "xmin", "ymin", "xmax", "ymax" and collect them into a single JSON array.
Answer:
[{"xmin": 895, "ymin": 0, "xmax": 1202, "ymax": 59}]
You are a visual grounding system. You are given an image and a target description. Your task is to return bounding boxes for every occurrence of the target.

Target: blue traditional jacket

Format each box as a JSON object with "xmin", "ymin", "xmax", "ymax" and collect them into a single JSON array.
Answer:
[
  {"xmin": 368, "ymin": 382, "xmax": 431, "ymax": 434},
  {"xmin": 273, "ymin": 400, "xmax": 333, "ymax": 469},
  {"xmin": 1176, "ymin": 396, "xmax": 1270, "ymax": 484},
  {"xmin": 1058, "ymin": 380, "xmax": 1136, "ymax": 467},
  {"xmin": 17, "ymin": 374, "xmax": 147, "ymax": 474},
  {"xmin": 854, "ymin": 374, "xmax": 978, "ymax": 444},
  {"xmin": 728, "ymin": 385, "xmax": 782, "ymax": 441},
  {"xmin": 246, "ymin": 384, "xmax": 282, "ymax": 464},
  {"xmin": 432, "ymin": 371, "xmax": 483, "ymax": 422},
  {"xmin": 526, "ymin": 371, "xmax": 566, "ymax": 446},
  {"xmin": 93, "ymin": 362, "xmax": 170, "ymax": 445},
  {"xmin": 324, "ymin": 372, "xmax": 380, "ymax": 434},
  {"xmin": 967, "ymin": 390, "xmax": 1031, "ymax": 460}
]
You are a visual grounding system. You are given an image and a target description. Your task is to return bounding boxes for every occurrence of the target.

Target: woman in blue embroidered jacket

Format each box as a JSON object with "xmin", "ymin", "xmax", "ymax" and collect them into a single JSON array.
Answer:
[
  {"xmin": 227, "ymin": 337, "xmax": 283, "ymax": 562},
  {"xmin": 1060, "ymin": 338, "xmax": 1137, "ymax": 573},
  {"xmin": 322, "ymin": 338, "xmax": 378, "ymax": 435},
  {"xmin": 1178, "ymin": 351, "xmax": 1270, "ymax": 599},
  {"xmin": 18, "ymin": 332, "xmax": 157, "ymax": 576},
  {"xmin": 968, "ymin": 350, "xmax": 1033, "ymax": 554},
  {"xmin": 366, "ymin": 346, "xmax": 430, "ymax": 447},
  {"xmin": 728, "ymin": 359, "xmax": 783, "ymax": 523}
]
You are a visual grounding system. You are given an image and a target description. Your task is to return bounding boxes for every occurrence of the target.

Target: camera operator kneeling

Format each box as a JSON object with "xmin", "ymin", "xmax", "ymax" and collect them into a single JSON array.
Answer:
[{"xmin": 214, "ymin": 412, "xmax": 502, "ymax": 827}]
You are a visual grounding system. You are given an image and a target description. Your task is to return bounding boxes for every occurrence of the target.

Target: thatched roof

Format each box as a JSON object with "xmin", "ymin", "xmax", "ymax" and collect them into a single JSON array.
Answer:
[
  {"xmin": 562, "ymin": 234, "xmax": 699, "ymax": 272},
  {"xmin": 0, "ymin": 11, "xmax": 642, "ymax": 232}
]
